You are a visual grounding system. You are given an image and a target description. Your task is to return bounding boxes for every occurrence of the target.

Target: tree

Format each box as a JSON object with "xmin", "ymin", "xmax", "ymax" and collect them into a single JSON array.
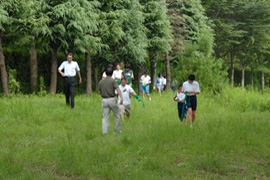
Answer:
[
  {"xmin": 140, "ymin": 0, "xmax": 172, "ymax": 85},
  {"xmin": 165, "ymin": 0, "xmax": 185, "ymax": 90},
  {"xmin": 0, "ymin": 0, "xmax": 16, "ymax": 96},
  {"xmin": 41, "ymin": 0, "xmax": 101, "ymax": 94},
  {"xmin": 17, "ymin": 0, "xmax": 50, "ymax": 93}
]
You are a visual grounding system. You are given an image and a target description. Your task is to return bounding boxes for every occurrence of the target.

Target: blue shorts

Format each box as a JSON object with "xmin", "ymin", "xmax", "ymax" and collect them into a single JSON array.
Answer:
[
  {"xmin": 186, "ymin": 95, "xmax": 197, "ymax": 111},
  {"xmin": 141, "ymin": 84, "xmax": 150, "ymax": 94},
  {"xmin": 178, "ymin": 103, "xmax": 187, "ymax": 121}
]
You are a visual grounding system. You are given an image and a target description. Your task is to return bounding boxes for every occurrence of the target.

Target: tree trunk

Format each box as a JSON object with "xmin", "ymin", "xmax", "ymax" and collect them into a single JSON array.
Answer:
[
  {"xmin": 150, "ymin": 56, "xmax": 156, "ymax": 89},
  {"xmin": 30, "ymin": 36, "xmax": 38, "ymax": 93},
  {"xmin": 49, "ymin": 42, "xmax": 58, "ymax": 94},
  {"xmin": 95, "ymin": 68, "xmax": 99, "ymax": 92},
  {"xmin": 85, "ymin": 51, "xmax": 92, "ymax": 96},
  {"xmin": 251, "ymin": 67, "xmax": 254, "ymax": 88},
  {"xmin": 165, "ymin": 52, "xmax": 171, "ymax": 91},
  {"xmin": 230, "ymin": 51, "xmax": 235, "ymax": 86},
  {"xmin": 241, "ymin": 60, "xmax": 245, "ymax": 88},
  {"xmin": 0, "ymin": 31, "xmax": 9, "ymax": 96}
]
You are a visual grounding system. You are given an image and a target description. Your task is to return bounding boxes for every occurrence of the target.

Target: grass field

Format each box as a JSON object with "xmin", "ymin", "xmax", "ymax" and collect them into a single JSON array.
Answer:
[{"xmin": 0, "ymin": 88, "xmax": 270, "ymax": 179}]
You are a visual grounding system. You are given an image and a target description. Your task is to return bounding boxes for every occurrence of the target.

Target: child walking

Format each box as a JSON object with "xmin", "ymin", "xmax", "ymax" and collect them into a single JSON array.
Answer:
[{"xmin": 174, "ymin": 83, "xmax": 187, "ymax": 122}]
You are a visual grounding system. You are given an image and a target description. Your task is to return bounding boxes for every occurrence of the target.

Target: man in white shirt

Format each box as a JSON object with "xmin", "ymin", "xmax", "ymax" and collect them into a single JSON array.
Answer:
[
  {"xmin": 112, "ymin": 63, "xmax": 123, "ymax": 85},
  {"xmin": 58, "ymin": 53, "xmax": 82, "ymax": 109},
  {"xmin": 118, "ymin": 78, "xmax": 136, "ymax": 121},
  {"xmin": 140, "ymin": 71, "xmax": 151, "ymax": 101},
  {"xmin": 182, "ymin": 74, "xmax": 200, "ymax": 128}
]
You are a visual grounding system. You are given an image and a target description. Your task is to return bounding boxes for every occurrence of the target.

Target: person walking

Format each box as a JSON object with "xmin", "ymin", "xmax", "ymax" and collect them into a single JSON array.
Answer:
[
  {"xmin": 172, "ymin": 76, "xmax": 178, "ymax": 92},
  {"xmin": 112, "ymin": 63, "xmax": 123, "ymax": 85},
  {"xmin": 117, "ymin": 78, "xmax": 136, "ymax": 121},
  {"xmin": 123, "ymin": 63, "xmax": 134, "ymax": 86},
  {"xmin": 58, "ymin": 52, "xmax": 82, "ymax": 109},
  {"xmin": 98, "ymin": 66, "xmax": 123, "ymax": 134},
  {"xmin": 140, "ymin": 71, "xmax": 151, "ymax": 101},
  {"xmin": 154, "ymin": 73, "xmax": 164, "ymax": 95},
  {"xmin": 163, "ymin": 76, "xmax": 167, "ymax": 90},
  {"xmin": 182, "ymin": 74, "xmax": 200, "ymax": 128}
]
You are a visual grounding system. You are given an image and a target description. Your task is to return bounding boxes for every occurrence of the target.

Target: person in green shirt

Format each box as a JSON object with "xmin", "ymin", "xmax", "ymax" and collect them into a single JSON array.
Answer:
[{"xmin": 123, "ymin": 63, "xmax": 134, "ymax": 86}]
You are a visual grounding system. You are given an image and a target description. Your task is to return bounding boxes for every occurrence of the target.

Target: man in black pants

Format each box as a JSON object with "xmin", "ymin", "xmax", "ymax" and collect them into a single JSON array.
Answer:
[{"xmin": 58, "ymin": 53, "xmax": 82, "ymax": 108}]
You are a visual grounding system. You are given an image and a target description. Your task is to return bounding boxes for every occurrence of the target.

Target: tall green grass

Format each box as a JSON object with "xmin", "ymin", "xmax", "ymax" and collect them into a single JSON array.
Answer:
[{"xmin": 0, "ymin": 89, "xmax": 269, "ymax": 179}]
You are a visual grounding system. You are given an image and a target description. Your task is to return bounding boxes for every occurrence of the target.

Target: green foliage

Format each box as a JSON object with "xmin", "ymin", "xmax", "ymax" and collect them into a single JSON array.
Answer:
[
  {"xmin": 98, "ymin": 0, "xmax": 147, "ymax": 64},
  {"xmin": 38, "ymin": 76, "xmax": 47, "ymax": 96},
  {"xmin": 8, "ymin": 69, "xmax": 20, "ymax": 94},
  {"xmin": 141, "ymin": 0, "xmax": 172, "ymax": 53},
  {"xmin": 175, "ymin": 43, "xmax": 228, "ymax": 93},
  {"xmin": 215, "ymin": 86, "xmax": 270, "ymax": 112},
  {"xmin": 181, "ymin": 0, "xmax": 214, "ymax": 47}
]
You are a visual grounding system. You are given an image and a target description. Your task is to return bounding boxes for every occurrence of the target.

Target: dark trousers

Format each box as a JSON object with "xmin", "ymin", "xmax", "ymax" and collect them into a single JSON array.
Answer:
[{"xmin": 64, "ymin": 77, "xmax": 75, "ymax": 108}]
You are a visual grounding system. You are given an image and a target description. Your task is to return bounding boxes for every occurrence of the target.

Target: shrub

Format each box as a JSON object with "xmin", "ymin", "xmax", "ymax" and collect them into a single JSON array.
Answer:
[{"xmin": 8, "ymin": 69, "xmax": 20, "ymax": 94}]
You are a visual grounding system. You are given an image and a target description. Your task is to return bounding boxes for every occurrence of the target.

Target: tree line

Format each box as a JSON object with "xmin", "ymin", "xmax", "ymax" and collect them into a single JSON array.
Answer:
[{"xmin": 0, "ymin": 0, "xmax": 270, "ymax": 96}]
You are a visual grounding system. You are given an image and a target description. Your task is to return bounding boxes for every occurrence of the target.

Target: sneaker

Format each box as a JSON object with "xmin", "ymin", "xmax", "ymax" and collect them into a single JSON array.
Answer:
[
  {"xmin": 190, "ymin": 125, "xmax": 193, "ymax": 128},
  {"xmin": 149, "ymin": 97, "xmax": 152, "ymax": 101}
]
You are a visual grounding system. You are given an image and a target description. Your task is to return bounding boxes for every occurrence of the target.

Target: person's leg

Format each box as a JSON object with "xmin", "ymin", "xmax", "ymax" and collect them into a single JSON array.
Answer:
[
  {"xmin": 110, "ymin": 98, "xmax": 121, "ymax": 133},
  {"xmin": 70, "ymin": 77, "xmax": 75, "ymax": 108},
  {"xmin": 146, "ymin": 85, "xmax": 151, "ymax": 100},
  {"xmin": 177, "ymin": 103, "xmax": 182, "ymax": 121},
  {"xmin": 126, "ymin": 105, "xmax": 131, "ymax": 119},
  {"xmin": 192, "ymin": 111, "xmax": 196, "ymax": 123},
  {"xmin": 64, "ymin": 78, "xmax": 70, "ymax": 105},
  {"xmin": 102, "ymin": 99, "xmax": 111, "ymax": 134},
  {"xmin": 188, "ymin": 108, "xmax": 193, "ymax": 125},
  {"xmin": 158, "ymin": 88, "xmax": 161, "ymax": 95},
  {"xmin": 118, "ymin": 104, "xmax": 125, "ymax": 121},
  {"xmin": 191, "ymin": 96, "xmax": 197, "ymax": 123}
]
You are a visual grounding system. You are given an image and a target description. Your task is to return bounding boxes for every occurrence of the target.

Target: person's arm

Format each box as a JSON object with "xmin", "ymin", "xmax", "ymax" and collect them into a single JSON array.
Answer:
[
  {"xmin": 58, "ymin": 62, "xmax": 65, "ymax": 77},
  {"xmin": 77, "ymin": 71, "xmax": 82, "ymax": 84},
  {"xmin": 130, "ymin": 87, "xmax": 136, "ymax": 96},
  {"xmin": 131, "ymin": 72, "xmax": 134, "ymax": 79},
  {"xmin": 58, "ymin": 69, "xmax": 65, "ymax": 77},
  {"xmin": 116, "ymin": 87, "xmax": 123, "ymax": 104}
]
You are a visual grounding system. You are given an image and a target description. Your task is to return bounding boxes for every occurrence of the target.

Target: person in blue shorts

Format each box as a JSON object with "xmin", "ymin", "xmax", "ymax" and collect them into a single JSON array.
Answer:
[
  {"xmin": 174, "ymin": 83, "xmax": 187, "ymax": 122},
  {"xmin": 182, "ymin": 74, "xmax": 200, "ymax": 128},
  {"xmin": 140, "ymin": 71, "xmax": 151, "ymax": 101}
]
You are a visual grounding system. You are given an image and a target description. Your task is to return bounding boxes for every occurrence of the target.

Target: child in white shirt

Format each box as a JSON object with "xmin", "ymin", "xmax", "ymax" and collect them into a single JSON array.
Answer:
[{"xmin": 174, "ymin": 83, "xmax": 187, "ymax": 122}]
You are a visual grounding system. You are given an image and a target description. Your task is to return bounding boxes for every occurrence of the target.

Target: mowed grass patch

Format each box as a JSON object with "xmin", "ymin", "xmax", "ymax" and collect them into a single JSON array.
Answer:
[{"xmin": 0, "ymin": 91, "xmax": 269, "ymax": 179}]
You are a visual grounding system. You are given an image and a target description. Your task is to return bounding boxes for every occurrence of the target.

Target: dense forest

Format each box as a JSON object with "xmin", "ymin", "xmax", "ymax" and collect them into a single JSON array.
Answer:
[{"xmin": 1, "ymin": 0, "xmax": 270, "ymax": 96}]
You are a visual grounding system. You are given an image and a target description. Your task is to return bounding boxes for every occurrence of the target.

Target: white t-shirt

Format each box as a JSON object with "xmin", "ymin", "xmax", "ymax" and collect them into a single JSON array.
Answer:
[
  {"xmin": 176, "ymin": 91, "xmax": 186, "ymax": 101},
  {"xmin": 182, "ymin": 81, "xmax": 200, "ymax": 96},
  {"xmin": 102, "ymin": 72, "xmax": 106, "ymax": 79},
  {"xmin": 58, "ymin": 61, "xmax": 80, "ymax": 77},
  {"xmin": 112, "ymin": 70, "xmax": 123, "ymax": 80},
  {"xmin": 140, "ymin": 75, "xmax": 151, "ymax": 85},
  {"xmin": 118, "ymin": 85, "xmax": 134, "ymax": 105},
  {"xmin": 164, "ymin": 78, "xmax": 167, "ymax": 85}
]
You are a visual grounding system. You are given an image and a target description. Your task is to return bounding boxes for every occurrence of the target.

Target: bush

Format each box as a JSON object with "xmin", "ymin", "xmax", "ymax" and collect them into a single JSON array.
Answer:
[
  {"xmin": 8, "ymin": 69, "xmax": 20, "ymax": 94},
  {"xmin": 38, "ymin": 76, "xmax": 47, "ymax": 96},
  {"xmin": 214, "ymin": 86, "xmax": 270, "ymax": 112}
]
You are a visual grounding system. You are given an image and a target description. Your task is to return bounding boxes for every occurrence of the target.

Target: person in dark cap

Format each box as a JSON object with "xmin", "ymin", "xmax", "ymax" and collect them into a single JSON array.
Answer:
[{"xmin": 123, "ymin": 63, "xmax": 134, "ymax": 86}]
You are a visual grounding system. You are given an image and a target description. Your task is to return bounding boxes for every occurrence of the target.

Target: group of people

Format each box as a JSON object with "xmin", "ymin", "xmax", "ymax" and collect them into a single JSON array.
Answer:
[{"xmin": 58, "ymin": 53, "xmax": 200, "ymax": 133}]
